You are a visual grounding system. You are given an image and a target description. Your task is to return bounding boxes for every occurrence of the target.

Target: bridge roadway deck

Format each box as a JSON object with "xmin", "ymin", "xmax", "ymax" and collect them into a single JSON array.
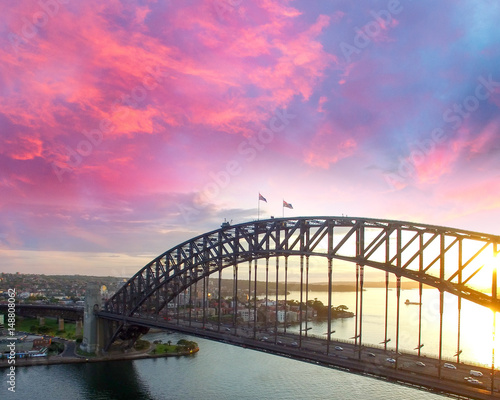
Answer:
[{"xmin": 99, "ymin": 314, "xmax": 499, "ymax": 400}]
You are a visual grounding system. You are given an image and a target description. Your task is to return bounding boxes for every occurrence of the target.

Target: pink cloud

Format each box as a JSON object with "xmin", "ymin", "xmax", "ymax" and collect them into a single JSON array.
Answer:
[{"xmin": 304, "ymin": 122, "xmax": 358, "ymax": 169}]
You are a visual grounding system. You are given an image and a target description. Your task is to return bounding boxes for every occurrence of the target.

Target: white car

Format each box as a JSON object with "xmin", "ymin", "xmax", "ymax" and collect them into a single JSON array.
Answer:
[
  {"xmin": 367, "ymin": 352, "xmax": 376, "ymax": 357},
  {"xmin": 386, "ymin": 358, "xmax": 396, "ymax": 363},
  {"xmin": 334, "ymin": 346, "xmax": 343, "ymax": 351},
  {"xmin": 470, "ymin": 370, "xmax": 483, "ymax": 377},
  {"xmin": 415, "ymin": 361, "xmax": 426, "ymax": 367},
  {"xmin": 443, "ymin": 363, "xmax": 456, "ymax": 369}
]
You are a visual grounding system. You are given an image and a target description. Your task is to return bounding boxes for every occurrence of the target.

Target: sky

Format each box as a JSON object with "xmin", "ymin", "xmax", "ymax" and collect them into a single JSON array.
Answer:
[{"xmin": 1, "ymin": 0, "xmax": 500, "ymax": 277}]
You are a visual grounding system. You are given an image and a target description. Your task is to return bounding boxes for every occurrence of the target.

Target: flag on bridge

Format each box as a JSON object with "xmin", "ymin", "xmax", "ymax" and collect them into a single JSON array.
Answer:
[
  {"xmin": 258, "ymin": 193, "xmax": 267, "ymax": 221},
  {"xmin": 283, "ymin": 200, "xmax": 293, "ymax": 209}
]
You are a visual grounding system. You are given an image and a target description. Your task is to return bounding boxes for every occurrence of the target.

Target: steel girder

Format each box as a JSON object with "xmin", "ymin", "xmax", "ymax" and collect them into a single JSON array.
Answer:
[{"xmin": 98, "ymin": 217, "xmax": 500, "ymax": 328}]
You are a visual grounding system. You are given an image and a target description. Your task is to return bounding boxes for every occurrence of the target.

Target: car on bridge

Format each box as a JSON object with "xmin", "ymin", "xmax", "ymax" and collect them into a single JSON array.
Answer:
[
  {"xmin": 464, "ymin": 377, "xmax": 483, "ymax": 386},
  {"xmin": 415, "ymin": 361, "xmax": 426, "ymax": 367},
  {"xmin": 386, "ymin": 358, "xmax": 396, "ymax": 364},
  {"xmin": 443, "ymin": 363, "xmax": 456, "ymax": 369},
  {"xmin": 334, "ymin": 346, "xmax": 343, "ymax": 351}
]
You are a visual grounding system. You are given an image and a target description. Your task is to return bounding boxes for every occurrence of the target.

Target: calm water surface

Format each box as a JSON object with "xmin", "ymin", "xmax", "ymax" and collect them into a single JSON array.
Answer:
[
  {"xmin": 283, "ymin": 288, "xmax": 497, "ymax": 366},
  {"xmin": 3, "ymin": 331, "xmax": 448, "ymax": 400}
]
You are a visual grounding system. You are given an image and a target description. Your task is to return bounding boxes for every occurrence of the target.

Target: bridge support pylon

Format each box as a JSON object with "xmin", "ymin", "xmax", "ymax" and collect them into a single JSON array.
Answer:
[{"xmin": 81, "ymin": 283, "xmax": 102, "ymax": 354}]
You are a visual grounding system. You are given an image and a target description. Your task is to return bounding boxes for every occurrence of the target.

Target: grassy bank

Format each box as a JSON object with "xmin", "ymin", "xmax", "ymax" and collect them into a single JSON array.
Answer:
[{"xmin": 15, "ymin": 317, "xmax": 80, "ymax": 340}]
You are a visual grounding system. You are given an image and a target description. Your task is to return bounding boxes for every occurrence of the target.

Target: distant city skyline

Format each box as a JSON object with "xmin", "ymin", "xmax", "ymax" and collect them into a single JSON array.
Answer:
[{"xmin": 1, "ymin": 1, "xmax": 499, "ymax": 276}]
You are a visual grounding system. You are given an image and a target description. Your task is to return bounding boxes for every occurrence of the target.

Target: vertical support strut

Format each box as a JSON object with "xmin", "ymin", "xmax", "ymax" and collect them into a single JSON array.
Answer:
[
  {"xmin": 305, "ymin": 256, "xmax": 309, "ymax": 337},
  {"xmin": 492, "ymin": 310, "xmax": 496, "ymax": 394},
  {"xmin": 275, "ymin": 257, "xmax": 279, "ymax": 344},
  {"xmin": 253, "ymin": 259, "xmax": 258, "ymax": 340},
  {"xmin": 194, "ymin": 279, "xmax": 198, "ymax": 322},
  {"xmin": 492, "ymin": 243, "xmax": 498, "ymax": 394},
  {"xmin": 326, "ymin": 219, "xmax": 334, "ymax": 355},
  {"xmin": 395, "ymin": 226, "xmax": 401, "ymax": 369},
  {"xmin": 248, "ymin": 260, "xmax": 252, "ymax": 329},
  {"xmin": 418, "ymin": 233, "xmax": 423, "ymax": 357},
  {"xmin": 358, "ymin": 265, "xmax": 364, "ymax": 360},
  {"xmin": 385, "ymin": 271, "xmax": 389, "ymax": 351},
  {"xmin": 493, "ymin": 243, "xmax": 498, "ymax": 301},
  {"xmin": 189, "ymin": 281, "xmax": 193, "ymax": 327},
  {"xmin": 438, "ymin": 289, "xmax": 444, "ymax": 379},
  {"xmin": 233, "ymin": 264, "xmax": 238, "ymax": 331},
  {"xmin": 396, "ymin": 275, "xmax": 401, "ymax": 366},
  {"xmin": 438, "ymin": 233, "xmax": 445, "ymax": 379},
  {"xmin": 299, "ymin": 254, "xmax": 304, "ymax": 348},
  {"xmin": 384, "ymin": 226, "xmax": 390, "ymax": 351},
  {"xmin": 217, "ymin": 267, "xmax": 222, "ymax": 332},
  {"xmin": 457, "ymin": 239, "xmax": 462, "ymax": 364},
  {"xmin": 327, "ymin": 257, "xmax": 333, "ymax": 356},
  {"xmin": 284, "ymin": 256, "xmax": 288, "ymax": 334},
  {"xmin": 357, "ymin": 222, "xmax": 365, "ymax": 359},
  {"xmin": 265, "ymin": 257, "xmax": 269, "ymax": 332},
  {"xmin": 202, "ymin": 273, "xmax": 207, "ymax": 329},
  {"xmin": 355, "ymin": 264, "xmax": 359, "ymax": 347}
]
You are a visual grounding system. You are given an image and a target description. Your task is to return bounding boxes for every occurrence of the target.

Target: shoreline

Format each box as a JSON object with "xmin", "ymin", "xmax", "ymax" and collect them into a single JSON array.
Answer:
[{"xmin": 0, "ymin": 342, "xmax": 199, "ymax": 368}]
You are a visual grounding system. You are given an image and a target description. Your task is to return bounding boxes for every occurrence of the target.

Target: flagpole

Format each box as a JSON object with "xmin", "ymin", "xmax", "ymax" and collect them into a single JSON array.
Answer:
[
  {"xmin": 258, "ymin": 195, "xmax": 260, "ymax": 221},
  {"xmin": 282, "ymin": 199, "xmax": 284, "ymax": 218}
]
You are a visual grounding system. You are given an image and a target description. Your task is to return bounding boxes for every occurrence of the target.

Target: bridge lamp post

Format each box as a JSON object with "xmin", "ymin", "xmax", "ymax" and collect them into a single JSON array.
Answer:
[
  {"xmin": 324, "ymin": 330, "xmax": 335, "ymax": 354},
  {"xmin": 379, "ymin": 338, "xmax": 391, "ymax": 351},
  {"xmin": 414, "ymin": 343, "xmax": 424, "ymax": 357},
  {"xmin": 351, "ymin": 334, "xmax": 361, "ymax": 359}
]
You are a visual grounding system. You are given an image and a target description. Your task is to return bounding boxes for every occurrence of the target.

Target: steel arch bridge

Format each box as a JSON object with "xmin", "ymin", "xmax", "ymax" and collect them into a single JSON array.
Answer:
[{"xmin": 97, "ymin": 216, "xmax": 500, "ymax": 351}]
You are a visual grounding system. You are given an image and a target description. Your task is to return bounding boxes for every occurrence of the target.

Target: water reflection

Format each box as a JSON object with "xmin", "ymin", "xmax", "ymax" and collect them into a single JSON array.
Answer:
[
  {"xmin": 282, "ymin": 288, "xmax": 498, "ymax": 367},
  {"xmin": 79, "ymin": 360, "xmax": 153, "ymax": 400}
]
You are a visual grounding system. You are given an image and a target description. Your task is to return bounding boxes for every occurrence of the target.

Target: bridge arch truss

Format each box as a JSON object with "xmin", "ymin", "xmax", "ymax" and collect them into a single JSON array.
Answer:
[{"xmin": 98, "ymin": 216, "xmax": 500, "ymax": 361}]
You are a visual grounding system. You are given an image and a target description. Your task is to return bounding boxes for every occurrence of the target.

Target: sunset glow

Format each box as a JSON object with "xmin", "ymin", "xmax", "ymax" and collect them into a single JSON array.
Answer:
[{"xmin": 1, "ymin": 1, "xmax": 499, "ymax": 276}]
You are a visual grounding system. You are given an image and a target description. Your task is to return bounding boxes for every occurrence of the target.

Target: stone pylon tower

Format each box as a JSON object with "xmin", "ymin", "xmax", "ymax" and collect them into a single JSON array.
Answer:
[{"xmin": 81, "ymin": 283, "xmax": 102, "ymax": 354}]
